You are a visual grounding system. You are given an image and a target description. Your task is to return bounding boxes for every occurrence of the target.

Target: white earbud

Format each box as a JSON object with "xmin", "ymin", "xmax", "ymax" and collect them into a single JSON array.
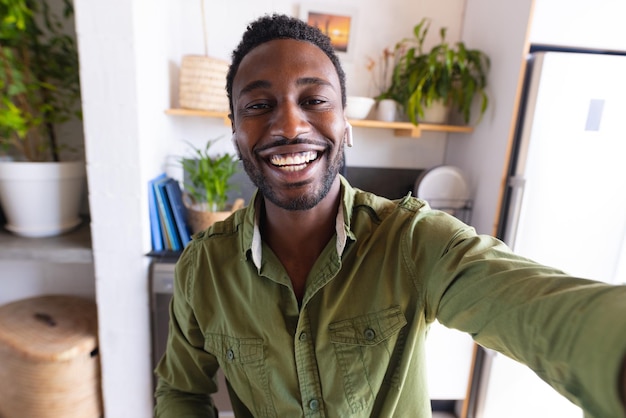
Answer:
[{"xmin": 346, "ymin": 122, "xmax": 353, "ymax": 147}]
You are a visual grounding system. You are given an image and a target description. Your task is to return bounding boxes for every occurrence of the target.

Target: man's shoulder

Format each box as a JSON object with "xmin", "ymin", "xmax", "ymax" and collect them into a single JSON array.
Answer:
[
  {"xmin": 352, "ymin": 188, "xmax": 428, "ymax": 218},
  {"xmin": 187, "ymin": 208, "xmax": 246, "ymax": 249},
  {"xmin": 341, "ymin": 175, "xmax": 427, "ymax": 213}
]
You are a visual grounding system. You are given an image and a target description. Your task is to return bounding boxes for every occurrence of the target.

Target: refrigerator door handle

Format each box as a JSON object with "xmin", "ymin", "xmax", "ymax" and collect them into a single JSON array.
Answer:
[{"xmin": 503, "ymin": 176, "xmax": 526, "ymax": 249}]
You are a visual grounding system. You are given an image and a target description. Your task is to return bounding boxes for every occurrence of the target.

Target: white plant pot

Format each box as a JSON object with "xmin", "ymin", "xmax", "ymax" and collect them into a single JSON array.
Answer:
[
  {"xmin": 420, "ymin": 100, "xmax": 450, "ymax": 124},
  {"xmin": 0, "ymin": 161, "xmax": 86, "ymax": 237},
  {"xmin": 376, "ymin": 99, "xmax": 398, "ymax": 122}
]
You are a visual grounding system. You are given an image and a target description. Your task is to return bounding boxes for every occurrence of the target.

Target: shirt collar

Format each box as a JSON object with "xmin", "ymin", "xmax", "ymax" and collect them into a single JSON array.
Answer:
[{"xmin": 243, "ymin": 175, "xmax": 357, "ymax": 271}]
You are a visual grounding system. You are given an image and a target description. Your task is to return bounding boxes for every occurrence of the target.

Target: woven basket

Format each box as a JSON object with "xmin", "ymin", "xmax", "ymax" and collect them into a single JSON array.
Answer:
[
  {"xmin": 179, "ymin": 55, "xmax": 230, "ymax": 112},
  {"xmin": 0, "ymin": 295, "xmax": 102, "ymax": 418}
]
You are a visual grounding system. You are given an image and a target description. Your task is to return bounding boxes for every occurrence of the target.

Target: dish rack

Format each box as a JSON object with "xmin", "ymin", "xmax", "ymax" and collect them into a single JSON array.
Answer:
[{"xmin": 430, "ymin": 199, "xmax": 473, "ymax": 225}]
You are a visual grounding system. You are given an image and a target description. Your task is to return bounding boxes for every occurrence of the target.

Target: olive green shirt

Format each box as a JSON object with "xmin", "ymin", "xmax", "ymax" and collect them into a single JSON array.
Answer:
[{"xmin": 155, "ymin": 176, "xmax": 626, "ymax": 418}]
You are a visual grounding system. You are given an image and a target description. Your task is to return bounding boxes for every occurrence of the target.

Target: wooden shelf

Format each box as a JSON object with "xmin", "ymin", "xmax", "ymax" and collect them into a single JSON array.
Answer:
[
  {"xmin": 165, "ymin": 108, "xmax": 473, "ymax": 138},
  {"xmin": 349, "ymin": 119, "xmax": 473, "ymax": 137}
]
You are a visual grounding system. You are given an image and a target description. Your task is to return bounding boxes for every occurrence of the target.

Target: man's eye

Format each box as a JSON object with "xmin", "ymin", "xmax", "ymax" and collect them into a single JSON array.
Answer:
[
  {"xmin": 303, "ymin": 98, "xmax": 326, "ymax": 106},
  {"xmin": 248, "ymin": 103, "xmax": 270, "ymax": 110}
]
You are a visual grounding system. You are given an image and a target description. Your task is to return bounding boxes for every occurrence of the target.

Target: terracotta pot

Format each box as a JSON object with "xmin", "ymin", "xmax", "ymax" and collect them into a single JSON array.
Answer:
[{"xmin": 185, "ymin": 198, "xmax": 245, "ymax": 233}]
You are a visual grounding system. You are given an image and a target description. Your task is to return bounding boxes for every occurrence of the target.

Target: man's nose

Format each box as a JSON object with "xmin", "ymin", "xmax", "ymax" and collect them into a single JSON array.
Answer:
[{"xmin": 270, "ymin": 102, "xmax": 310, "ymax": 139}]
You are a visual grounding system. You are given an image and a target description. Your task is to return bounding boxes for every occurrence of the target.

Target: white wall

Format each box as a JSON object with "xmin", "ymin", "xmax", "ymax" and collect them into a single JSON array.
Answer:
[
  {"xmin": 444, "ymin": 0, "xmax": 534, "ymax": 235},
  {"xmin": 74, "ymin": 1, "xmax": 159, "ymax": 416},
  {"xmin": 0, "ymin": 261, "xmax": 95, "ymax": 306},
  {"xmin": 530, "ymin": 0, "xmax": 626, "ymax": 51}
]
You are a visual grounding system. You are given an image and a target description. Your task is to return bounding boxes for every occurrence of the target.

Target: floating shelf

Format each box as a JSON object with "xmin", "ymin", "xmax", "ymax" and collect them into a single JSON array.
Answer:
[{"xmin": 164, "ymin": 108, "xmax": 473, "ymax": 138}]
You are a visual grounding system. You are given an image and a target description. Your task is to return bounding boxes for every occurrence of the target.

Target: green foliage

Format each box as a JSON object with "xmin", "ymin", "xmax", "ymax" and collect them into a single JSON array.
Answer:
[
  {"xmin": 0, "ymin": 0, "xmax": 81, "ymax": 161},
  {"xmin": 378, "ymin": 18, "xmax": 490, "ymax": 125},
  {"xmin": 180, "ymin": 138, "xmax": 239, "ymax": 212}
]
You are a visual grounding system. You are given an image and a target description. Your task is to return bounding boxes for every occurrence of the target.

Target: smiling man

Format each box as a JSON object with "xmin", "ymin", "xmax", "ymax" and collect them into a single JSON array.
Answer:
[
  {"xmin": 228, "ymin": 33, "xmax": 347, "ymax": 301},
  {"xmin": 154, "ymin": 14, "xmax": 626, "ymax": 418}
]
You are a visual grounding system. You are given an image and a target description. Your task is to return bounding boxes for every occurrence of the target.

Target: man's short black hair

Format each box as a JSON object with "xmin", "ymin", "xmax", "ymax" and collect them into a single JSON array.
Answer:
[{"xmin": 226, "ymin": 13, "xmax": 347, "ymax": 115}]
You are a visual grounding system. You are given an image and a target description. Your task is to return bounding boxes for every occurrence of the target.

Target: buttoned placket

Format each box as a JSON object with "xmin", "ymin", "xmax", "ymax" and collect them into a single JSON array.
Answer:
[
  {"xmin": 294, "ymin": 310, "xmax": 325, "ymax": 417},
  {"xmin": 247, "ymin": 183, "xmax": 352, "ymax": 416}
]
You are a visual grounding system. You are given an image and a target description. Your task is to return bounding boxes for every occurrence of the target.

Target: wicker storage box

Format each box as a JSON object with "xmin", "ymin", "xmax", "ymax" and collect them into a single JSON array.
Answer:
[
  {"xmin": 179, "ymin": 55, "xmax": 230, "ymax": 112},
  {"xmin": 0, "ymin": 295, "xmax": 102, "ymax": 418}
]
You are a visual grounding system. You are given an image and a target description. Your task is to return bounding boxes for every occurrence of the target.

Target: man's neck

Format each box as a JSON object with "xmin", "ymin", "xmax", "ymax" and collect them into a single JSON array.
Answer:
[
  {"xmin": 260, "ymin": 178, "xmax": 342, "ymax": 301},
  {"xmin": 262, "ymin": 179, "xmax": 341, "ymax": 253}
]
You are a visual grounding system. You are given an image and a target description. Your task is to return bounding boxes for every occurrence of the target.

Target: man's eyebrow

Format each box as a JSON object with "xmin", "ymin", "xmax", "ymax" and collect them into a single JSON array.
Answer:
[
  {"xmin": 239, "ymin": 79, "xmax": 272, "ymax": 97},
  {"xmin": 297, "ymin": 77, "xmax": 332, "ymax": 88},
  {"xmin": 238, "ymin": 77, "xmax": 333, "ymax": 98}
]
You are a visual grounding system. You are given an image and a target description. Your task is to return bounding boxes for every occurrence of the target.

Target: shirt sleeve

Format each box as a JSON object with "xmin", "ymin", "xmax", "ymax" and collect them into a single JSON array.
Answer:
[
  {"xmin": 420, "ymin": 221, "xmax": 626, "ymax": 418},
  {"xmin": 153, "ymin": 248, "xmax": 220, "ymax": 418}
]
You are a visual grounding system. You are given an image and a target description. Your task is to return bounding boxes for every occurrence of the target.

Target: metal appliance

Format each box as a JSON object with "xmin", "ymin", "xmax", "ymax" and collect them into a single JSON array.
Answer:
[{"xmin": 150, "ymin": 261, "xmax": 234, "ymax": 417}]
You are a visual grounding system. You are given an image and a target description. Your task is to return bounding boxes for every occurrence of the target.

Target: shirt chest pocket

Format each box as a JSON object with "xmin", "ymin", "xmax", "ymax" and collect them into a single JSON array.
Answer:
[
  {"xmin": 328, "ymin": 306, "xmax": 408, "ymax": 414},
  {"xmin": 205, "ymin": 334, "xmax": 264, "ymax": 364},
  {"xmin": 204, "ymin": 334, "xmax": 276, "ymax": 418}
]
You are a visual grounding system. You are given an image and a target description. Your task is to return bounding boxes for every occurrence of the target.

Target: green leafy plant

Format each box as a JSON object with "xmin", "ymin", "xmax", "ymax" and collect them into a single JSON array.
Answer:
[
  {"xmin": 0, "ymin": 0, "xmax": 81, "ymax": 162},
  {"xmin": 180, "ymin": 138, "xmax": 239, "ymax": 212},
  {"xmin": 378, "ymin": 18, "xmax": 490, "ymax": 125}
]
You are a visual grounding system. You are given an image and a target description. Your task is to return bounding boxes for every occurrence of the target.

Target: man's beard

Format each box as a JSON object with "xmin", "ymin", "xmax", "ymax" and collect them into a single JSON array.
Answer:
[{"xmin": 242, "ymin": 150, "xmax": 344, "ymax": 211}]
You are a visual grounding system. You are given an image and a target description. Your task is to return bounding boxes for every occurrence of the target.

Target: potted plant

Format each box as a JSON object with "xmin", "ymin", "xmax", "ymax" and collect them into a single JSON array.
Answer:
[
  {"xmin": 367, "ymin": 46, "xmax": 402, "ymax": 121},
  {"xmin": 0, "ymin": 0, "xmax": 85, "ymax": 237},
  {"xmin": 180, "ymin": 138, "xmax": 243, "ymax": 233},
  {"xmin": 378, "ymin": 18, "xmax": 490, "ymax": 125}
]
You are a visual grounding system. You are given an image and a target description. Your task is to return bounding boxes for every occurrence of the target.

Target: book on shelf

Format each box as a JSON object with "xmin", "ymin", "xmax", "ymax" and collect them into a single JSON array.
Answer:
[
  {"xmin": 148, "ymin": 173, "xmax": 193, "ymax": 253},
  {"xmin": 163, "ymin": 178, "xmax": 191, "ymax": 247},
  {"xmin": 148, "ymin": 173, "xmax": 166, "ymax": 251},
  {"xmin": 154, "ymin": 176, "xmax": 183, "ymax": 251}
]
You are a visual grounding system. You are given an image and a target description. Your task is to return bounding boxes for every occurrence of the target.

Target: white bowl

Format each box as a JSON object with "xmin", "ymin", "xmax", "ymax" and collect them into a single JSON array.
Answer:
[{"xmin": 345, "ymin": 96, "xmax": 375, "ymax": 119}]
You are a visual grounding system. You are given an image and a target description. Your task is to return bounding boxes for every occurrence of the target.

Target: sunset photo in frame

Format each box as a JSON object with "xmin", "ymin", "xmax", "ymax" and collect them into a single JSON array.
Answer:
[{"xmin": 299, "ymin": 4, "xmax": 357, "ymax": 59}]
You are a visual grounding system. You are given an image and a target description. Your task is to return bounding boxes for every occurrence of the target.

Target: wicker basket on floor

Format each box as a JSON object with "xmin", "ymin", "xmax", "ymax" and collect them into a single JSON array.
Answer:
[
  {"xmin": 179, "ymin": 55, "xmax": 230, "ymax": 112},
  {"xmin": 0, "ymin": 295, "xmax": 102, "ymax": 418}
]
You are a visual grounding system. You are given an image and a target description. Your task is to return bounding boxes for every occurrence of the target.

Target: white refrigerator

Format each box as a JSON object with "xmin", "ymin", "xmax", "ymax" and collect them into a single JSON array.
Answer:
[{"xmin": 472, "ymin": 50, "xmax": 626, "ymax": 418}]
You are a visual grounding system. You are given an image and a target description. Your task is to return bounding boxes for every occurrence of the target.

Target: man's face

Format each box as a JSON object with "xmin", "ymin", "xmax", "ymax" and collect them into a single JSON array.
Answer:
[{"xmin": 230, "ymin": 39, "xmax": 346, "ymax": 211}]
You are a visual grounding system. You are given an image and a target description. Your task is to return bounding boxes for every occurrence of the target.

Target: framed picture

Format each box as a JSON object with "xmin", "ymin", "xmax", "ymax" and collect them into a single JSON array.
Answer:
[{"xmin": 299, "ymin": 4, "xmax": 357, "ymax": 60}]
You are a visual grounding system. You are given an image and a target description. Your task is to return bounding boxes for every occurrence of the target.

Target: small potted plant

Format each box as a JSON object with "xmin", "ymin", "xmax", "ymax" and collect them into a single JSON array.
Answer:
[
  {"xmin": 180, "ymin": 138, "xmax": 243, "ymax": 233},
  {"xmin": 378, "ymin": 18, "xmax": 490, "ymax": 125},
  {"xmin": 367, "ymin": 47, "xmax": 401, "ymax": 121},
  {"xmin": 0, "ymin": 0, "xmax": 85, "ymax": 237}
]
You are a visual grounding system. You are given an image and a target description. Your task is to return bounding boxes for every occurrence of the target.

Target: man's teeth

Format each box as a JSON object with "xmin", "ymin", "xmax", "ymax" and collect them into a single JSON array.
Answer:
[{"xmin": 270, "ymin": 151, "xmax": 318, "ymax": 170}]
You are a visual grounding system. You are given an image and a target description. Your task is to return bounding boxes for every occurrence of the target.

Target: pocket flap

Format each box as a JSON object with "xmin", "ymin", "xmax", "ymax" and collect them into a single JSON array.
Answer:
[
  {"xmin": 329, "ymin": 306, "xmax": 407, "ymax": 346},
  {"xmin": 205, "ymin": 333, "xmax": 264, "ymax": 364}
]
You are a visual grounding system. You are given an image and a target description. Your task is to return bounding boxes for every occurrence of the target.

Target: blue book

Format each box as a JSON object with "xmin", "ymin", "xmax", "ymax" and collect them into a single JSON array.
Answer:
[
  {"xmin": 155, "ymin": 177, "xmax": 182, "ymax": 251},
  {"xmin": 164, "ymin": 178, "xmax": 191, "ymax": 247},
  {"xmin": 148, "ymin": 173, "xmax": 166, "ymax": 251}
]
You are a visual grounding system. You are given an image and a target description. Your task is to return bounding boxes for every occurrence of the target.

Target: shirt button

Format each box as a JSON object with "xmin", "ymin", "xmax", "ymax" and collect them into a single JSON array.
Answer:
[
  {"xmin": 309, "ymin": 399, "xmax": 320, "ymax": 410},
  {"xmin": 364, "ymin": 328, "xmax": 376, "ymax": 341},
  {"xmin": 299, "ymin": 332, "xmax": 307, "ymax": 341},
  {"xmin": 226, "ymin": 349, "xmax": 235, "ymax": 361}
]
